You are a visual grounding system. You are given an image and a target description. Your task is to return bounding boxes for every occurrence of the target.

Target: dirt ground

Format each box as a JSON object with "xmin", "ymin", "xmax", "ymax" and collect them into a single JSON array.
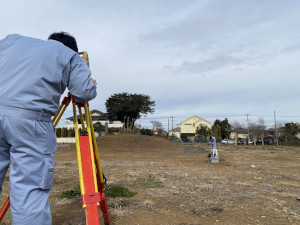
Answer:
[{"xmin": 0, "ymin": 134, "xmax": 299, "ymax": 225}]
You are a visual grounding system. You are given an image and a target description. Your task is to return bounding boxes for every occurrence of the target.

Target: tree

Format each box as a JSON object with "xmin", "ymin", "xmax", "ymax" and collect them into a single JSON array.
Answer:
[
  {"xmin": 93, "ymin": 122, "xmax": 105, "ymax": 136},
  {"xmin": 56, "ymin": 128, "xmax": 61, "ymax": 137},
  {"xmin": 105, "ymin": 92, "xmax": 155, "ymax": 130},
  {"xmin": 180, "ymin": 133, "xmax": 189, "ymax": 142},
  {"xmin": 220, "ymin": 118, "xmax": 231, "ymax": 139},
  {"xmin": 258, "ymin": 117, "xmax": 266, "ymax": 145},
  {"xmin": 68, "ymin": 128, "xmax": 75, "ymax": 137},
  {"xmin": 196, "ymin": 125, "xmax": 210, "ymax": 142},
  {"xmin": 211, "ymin": 118, "xmax": 231, "ymax": 140},
  {"xmin": 140, "ymin": 128, "xmax": 152, "ymax": 136},
  {"xmin": 211, "ymin": 123, "xmax": 221, "ymax": 141},
  {"xmin": 284, "ymin": 122, "xmax": 300, "ymax": 143},
  {"xmin": 61, "ymin": 127, "xmax": 68, "ymax": 137},
  {"xmin": 248, "ymin": 123, "xmax": 259, "ymax": 145},
  {"xmin": 150, "ymin": 120, "xmax": 163, "ymax": 136},
  {"xmin": 150, "ymin": 120, "xmax": 162, "ymax": 129}
]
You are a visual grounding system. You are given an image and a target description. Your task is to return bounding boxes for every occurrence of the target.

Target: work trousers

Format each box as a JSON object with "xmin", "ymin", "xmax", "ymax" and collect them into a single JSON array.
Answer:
[
  {"xmin": 210, "ymin": 144, "xmax": 216, "ymax": 153},
  {"xmin": 0, "ymin": 114, "xmax": 56, "ymax": 225}
]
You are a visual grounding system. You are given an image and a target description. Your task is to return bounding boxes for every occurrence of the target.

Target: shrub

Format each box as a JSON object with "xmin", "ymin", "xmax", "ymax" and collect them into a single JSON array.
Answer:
[
  {"xmin": 58, "ymin": 186, "xmax": 81, "ymax": 198},
  {"xmin": 105, "ymin": 186, "xmax": 136, "ymax": 198}
]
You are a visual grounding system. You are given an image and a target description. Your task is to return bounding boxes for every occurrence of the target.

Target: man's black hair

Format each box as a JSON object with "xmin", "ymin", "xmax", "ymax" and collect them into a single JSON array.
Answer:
[{"xmin": 48, "ymin": 32, "xmax": 78, "ymax": 52}]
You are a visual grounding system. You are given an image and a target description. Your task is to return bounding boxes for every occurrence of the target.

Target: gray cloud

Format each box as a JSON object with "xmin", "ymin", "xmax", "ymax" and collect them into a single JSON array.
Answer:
[
  {"xmin": 175, "ymin": 55, "xmax": 244, "ymax": 74},
  {"xmin": 1, "ymin": 0, "xmax": 300, "ymax": 128},
  {"xmin": 280, "ymin": 43, "xmax": 300, "ymax": 54},
  {"xmin": 140, "ymin": 1, "xmax": 297, "ymax": 45},
  {"xmin": 140, "ymin": 0, "xmax": 300, "ymax": 76}
]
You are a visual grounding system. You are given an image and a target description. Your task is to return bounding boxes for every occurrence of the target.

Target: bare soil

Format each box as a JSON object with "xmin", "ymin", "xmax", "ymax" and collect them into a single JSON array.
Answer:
[{"xmin": 0, "ymin": 134, "xmax": 299, "ymax": 225}]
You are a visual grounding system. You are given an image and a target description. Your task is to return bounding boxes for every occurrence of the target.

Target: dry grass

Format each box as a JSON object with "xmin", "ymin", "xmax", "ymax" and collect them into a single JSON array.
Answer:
[{"xmin": 0, "ymin": 135, "xmax": 299, "ymax": 225}]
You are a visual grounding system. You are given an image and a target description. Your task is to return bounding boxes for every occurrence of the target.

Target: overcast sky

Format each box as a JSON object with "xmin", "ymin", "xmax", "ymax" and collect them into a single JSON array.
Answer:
[{"xmin": 1, "ymin": 0, "xmax": 300, "ymax": 129}]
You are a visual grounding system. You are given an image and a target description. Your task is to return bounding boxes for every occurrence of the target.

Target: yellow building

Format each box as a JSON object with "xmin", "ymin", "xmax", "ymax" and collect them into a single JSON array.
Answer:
[
  {"xmin": 229, "ymin": 132, "xmax": 247, "ymax": 140},
  {"xmin": 180, "ymin": 115, "xmax": 211, "ymax": 135}
]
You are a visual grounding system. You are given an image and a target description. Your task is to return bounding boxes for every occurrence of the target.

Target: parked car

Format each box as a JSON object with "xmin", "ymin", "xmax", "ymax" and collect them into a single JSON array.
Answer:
[
  {"xmin": 237, "ymin": 140, "xmax": 244, "ymax": 145},
  {"xmin": 255, "ymin": 139, "xmax": 273, "ymax": 145},
  {"xmin": 221, "ymin": 139, "xmax": 235, "ymax": 144}
]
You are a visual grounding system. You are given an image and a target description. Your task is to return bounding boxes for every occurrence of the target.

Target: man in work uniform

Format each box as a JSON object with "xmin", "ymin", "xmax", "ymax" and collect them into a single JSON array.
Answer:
[
  {"xmin": 209, "ymin": 136, "xmax": 216, "ymax": 154},
  {"xmin": 0, "ymin": 32, "xmax": 97, "ymax": 225}
]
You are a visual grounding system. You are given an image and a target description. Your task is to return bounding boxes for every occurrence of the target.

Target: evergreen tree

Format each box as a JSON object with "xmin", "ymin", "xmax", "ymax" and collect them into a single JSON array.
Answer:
[
  {"xmin": 284, "ymin": 122, "xmax": 300, "ymax": 143},
  {"xmin": 56, "ymin": 128, "xmax": 61, "ymax": 137},
  {"xmin": 196, "ymin": 125, "xmax": 210, "ymax": 142},
  {"xmin": 105, "ymin": 92, "xmax": 155, "ymax": 129},
  {"xmin": 212, "ymin": 118, "xmax": 231, "ymax": 139},
  {"xmin": 61, "ymin": 127, "xmax": 68, "ymax": 137}
]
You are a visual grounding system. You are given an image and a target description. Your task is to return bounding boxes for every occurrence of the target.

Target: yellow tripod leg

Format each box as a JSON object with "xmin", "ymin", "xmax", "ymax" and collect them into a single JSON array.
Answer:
[
  {"xmin": 72, "ymin": 101, "xmax": 86, "ymax": 207},
  {"xmin": 52, "ymin": 104, "xmax": 64, "ymax": 125},
  {"xmin": 84, "ymin": 104, "xmax": 99, "ymax": 193},
  {"xmin": 53, "ymin": 104, "xmax": 68, "ymax": 127},
  {"xmin": 86, "ymin": 106, "xmax": 105, "ymax": 186},
  {"xmin": 52, "ymin": 94, "xmax": 72, "ymax": 127}
]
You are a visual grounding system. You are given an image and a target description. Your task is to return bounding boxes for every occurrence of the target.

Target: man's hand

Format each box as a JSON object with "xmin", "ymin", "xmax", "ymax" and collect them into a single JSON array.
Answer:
[{"xmin": 89, "ymin": 76, "xmax": 97, "ymax": 85}]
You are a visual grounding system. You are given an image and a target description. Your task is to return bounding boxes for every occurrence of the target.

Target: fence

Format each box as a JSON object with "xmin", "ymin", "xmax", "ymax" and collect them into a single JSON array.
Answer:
[{"xmin": 56, "ymin": 137, "xmax": 76, "ymax": 144}]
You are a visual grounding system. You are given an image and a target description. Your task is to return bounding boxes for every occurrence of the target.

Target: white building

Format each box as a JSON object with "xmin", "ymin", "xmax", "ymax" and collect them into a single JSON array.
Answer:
[{"xmin": 168, "ymin": 127, "xmax": 181, "ymax": 138}]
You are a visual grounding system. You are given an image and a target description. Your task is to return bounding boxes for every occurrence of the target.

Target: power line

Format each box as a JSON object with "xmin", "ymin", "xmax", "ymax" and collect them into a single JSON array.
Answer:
[{"xmin": 136, "ymin": 114, "xmax": 300, "ymax": 120}]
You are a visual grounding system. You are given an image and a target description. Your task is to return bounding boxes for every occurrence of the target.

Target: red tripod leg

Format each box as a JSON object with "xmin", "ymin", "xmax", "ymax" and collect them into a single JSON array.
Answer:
[{"xmin": 0, "ymin": 197, "xmax": 10, "ymax": 222}]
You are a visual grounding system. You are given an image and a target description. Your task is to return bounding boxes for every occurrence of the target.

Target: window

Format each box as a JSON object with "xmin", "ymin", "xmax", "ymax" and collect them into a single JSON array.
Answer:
[{"xmin": 184, "ymin": 123, "xmax": 192, "ymax": 131}]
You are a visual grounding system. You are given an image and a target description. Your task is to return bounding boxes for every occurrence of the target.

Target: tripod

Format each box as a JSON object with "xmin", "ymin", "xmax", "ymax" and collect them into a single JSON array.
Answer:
[{"xmin": 0, "ymin": 51, "xmax": 110, "ymax": 225}]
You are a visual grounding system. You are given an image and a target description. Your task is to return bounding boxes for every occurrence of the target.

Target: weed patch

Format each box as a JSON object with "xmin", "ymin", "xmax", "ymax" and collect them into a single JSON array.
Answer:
[
  {"xmin": 106, "ymin": 186, "xmax": 136, "ymax": 198},
  {"xmin": 135, "ymin": 176, "xmax": 163, "ymax": 188},
  {"xmin": 58, "ymin": 185, "xmax": 81, "ymax": 198}
]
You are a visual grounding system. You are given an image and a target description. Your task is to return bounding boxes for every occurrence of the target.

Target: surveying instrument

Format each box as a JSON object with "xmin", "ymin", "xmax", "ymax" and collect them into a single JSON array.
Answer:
[
  {"xmin": 208, "ymin": 149, "xmax": 219, "ymax": 163},
  {"xmin": 0, "ymin": 52, "xmax": 110, "ymax": 225}
]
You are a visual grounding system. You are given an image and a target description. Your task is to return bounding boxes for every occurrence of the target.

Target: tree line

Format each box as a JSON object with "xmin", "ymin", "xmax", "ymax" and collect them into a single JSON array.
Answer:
[
  {"xmin": 195, "ymin": 118, "xmax": 231, "ymax": 142},
  {"xmin": 56, "ymin": 91, "xmax": 300, "ymax": 145},
  {"xmin": 196, "ymin": 117, "xmax": 300, "ymax": 145},
  {"xmin": 56, "ymin": 127, "xmax": 75, "ymax": 137}
]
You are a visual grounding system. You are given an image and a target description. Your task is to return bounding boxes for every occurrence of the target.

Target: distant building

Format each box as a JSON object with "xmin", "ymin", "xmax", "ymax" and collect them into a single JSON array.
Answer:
[
  {"xmin": 229, "ymin": 126, "xmax": 248, "ymax": 144},
  {"xmin": 180, "ymin": 115, "xmax": 211, "ymax": 136},
  {"xmin": 267, "ymin": 127, "xmax": 285, "ymax": 139},
  {"xmin": 229, "ymin": 132, "xmax": 247, "ymax": 140},
  {"xmin": 152, "ymin": 128, "xmax": 168, "ymax": 136},
  {"xmin": 169, "ymin": 127, "xmax": 181, "ymax": 138},
  {"xmin": 65, "ymin": 109, "xmax": 123, "ymax": 133}
]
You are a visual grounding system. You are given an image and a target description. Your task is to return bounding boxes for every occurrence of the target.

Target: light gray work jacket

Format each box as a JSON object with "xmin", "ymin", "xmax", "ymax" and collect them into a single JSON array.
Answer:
[{"xmin": 0, "ymin": 34, "xmax": 97, "ymax": 119}]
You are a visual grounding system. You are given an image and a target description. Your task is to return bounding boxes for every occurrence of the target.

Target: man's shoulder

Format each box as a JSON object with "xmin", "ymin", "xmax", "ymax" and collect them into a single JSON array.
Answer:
[
  {"xmin": 3, "ymin": 34, "xmax": 46, "ymax": 48},
  {"xmin": 6, "ymin": 34, "xmax": 38, "ymax": 41},
  {"xmin": 2, "ymin": 34, "xmax": 23, "ymax": 42},
  {"xmin": 4, "ymin": 34, "xmax": 72, "ymax": 53},
  {"xmin": 46, "ymin": 39, "xmax": 77, "ymax": 56},
  {"xmin": 2, "ymin": 34, "xmax": 77, "ymax": 64}
]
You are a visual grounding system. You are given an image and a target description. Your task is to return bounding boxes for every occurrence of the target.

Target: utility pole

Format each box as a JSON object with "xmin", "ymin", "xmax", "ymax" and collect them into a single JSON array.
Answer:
[
  {"xmin": 171, "ymin": 116, "xmax": 174, "ymax": 132},
  {"xmin": 168, "ymin": 118, "xmax": 169, "ymax": 137},
  {"xmin": 169, "ymin": 116, "xmax": 174, "ymax": 137},
  {"xmin": 274, "ymin": 110, "xmax": 278, "ymax": 145},
  {"xmin": 246, "ymin": 114, "xmax": 250, "ymax": 144}
]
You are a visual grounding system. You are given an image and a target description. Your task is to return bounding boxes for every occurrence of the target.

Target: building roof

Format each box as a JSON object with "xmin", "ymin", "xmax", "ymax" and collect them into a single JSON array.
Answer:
[
  {"xmin": 180, "ymin": 115, "xmax": 210, "ymax": 125},
  {"xmin": 66, "ymin": 109, "xmax": 108, "ymax": 120},
  {"xmin": 172, "ymin": 127, "xmax": 181, "ymax": 132}
]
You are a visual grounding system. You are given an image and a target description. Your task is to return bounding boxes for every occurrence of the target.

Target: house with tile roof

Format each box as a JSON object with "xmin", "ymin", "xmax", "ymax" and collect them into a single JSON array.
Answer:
[{"xmin": 65, "ymin": 109, "xmax": 123, "ymax": 133}]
